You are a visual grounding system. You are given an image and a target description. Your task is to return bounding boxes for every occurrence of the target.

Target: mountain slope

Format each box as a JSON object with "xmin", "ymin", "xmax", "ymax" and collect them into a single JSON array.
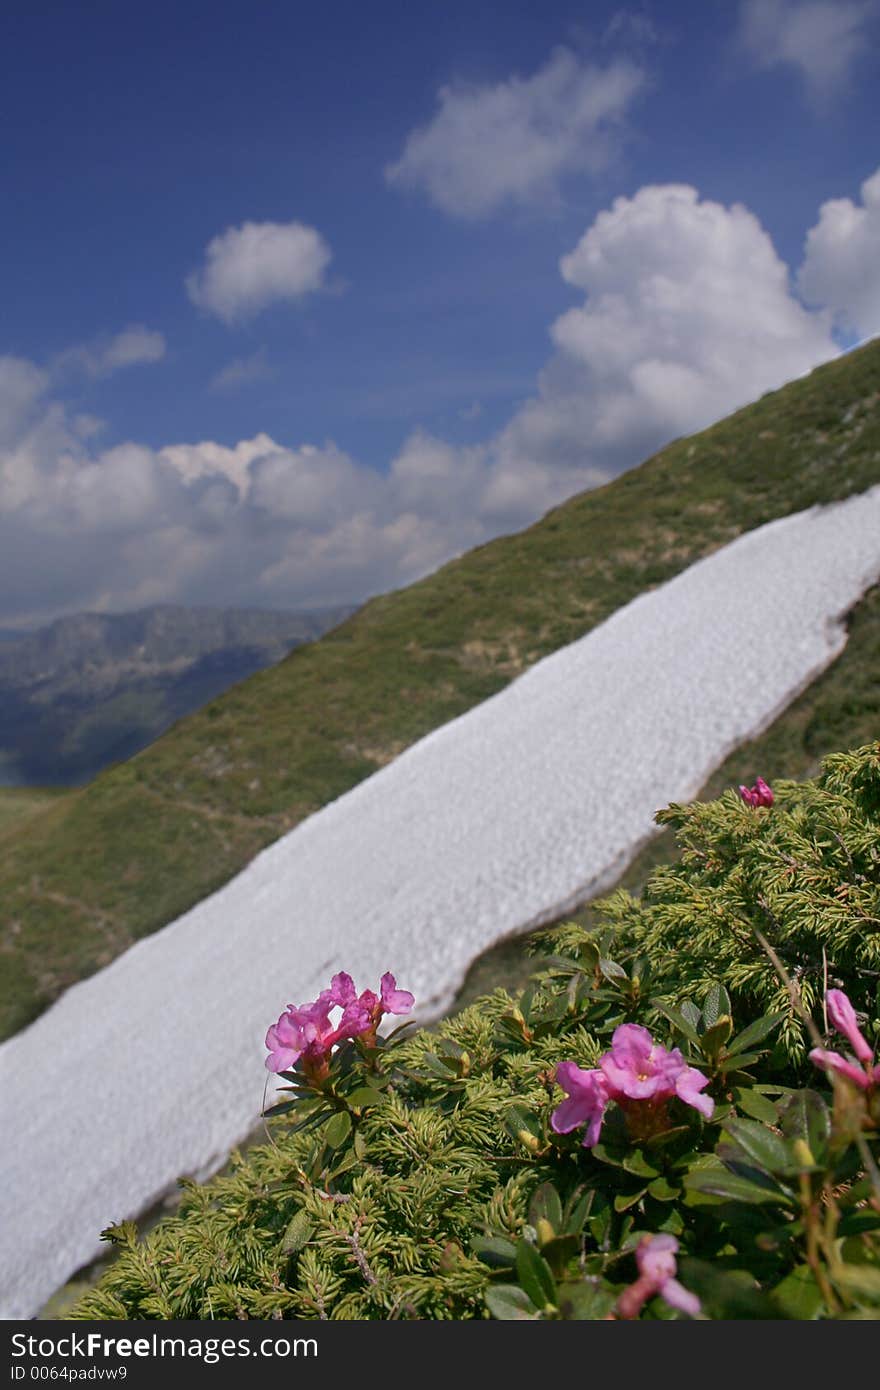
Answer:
[
  {"xmin": 1, "ymin": 339, "xmax": 878, "ymax": 1040},
  {"xmin": 0, "ymin": 603, "xmax": 354, "ymax": 786}
]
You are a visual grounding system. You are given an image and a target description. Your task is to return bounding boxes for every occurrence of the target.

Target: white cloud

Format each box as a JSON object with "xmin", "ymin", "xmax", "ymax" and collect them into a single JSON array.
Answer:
[
  {"xmin": 489, "ymin": 183, "xmax": 837, "ymax": 507},
  {"xmin": 739, "ymin": 0, "xmax": 877, "ymax": 100},
  {"xmin": 798, "ymin": 167, "xmax": 880, "ymax": 339},
  {"xmin": 55, "ymin": 325, "xmax": 166, "ymax": 379},
  {"xmin": 186, "ymin": 220, "xmax": 332, "ymax": 324},
  {"xmin": 385, "ymin": 46, "xmax": 645, "ymax": 219},
  {"xmin": 0, "ymin": 176, "xmax": 863, "ymax": 629}
]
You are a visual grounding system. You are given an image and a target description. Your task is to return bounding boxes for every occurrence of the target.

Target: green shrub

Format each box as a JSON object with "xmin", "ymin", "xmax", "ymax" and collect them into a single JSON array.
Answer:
[{"xmin": 71, "ymin": 743, "xmax": 880, "ymax": 1320}]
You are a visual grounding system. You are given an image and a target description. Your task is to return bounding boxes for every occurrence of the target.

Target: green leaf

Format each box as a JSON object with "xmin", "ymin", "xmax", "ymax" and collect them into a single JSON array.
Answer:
[
  {"xmin": 717, "ymin": 1051, "xmax": 766, "ymax": 1070},
  {"xmin": 777, "ymin": 1090, "xmax": 830, "ymax": 1163},
  {"xmin": 732, "ymin": 1087, "xmax": 779, "ymax": 1124},
  {"xmin": 721, "ymin": 1118, "xmax": 798, "ymax": 1176},
  {"xmin": 261, "ymin": 1099, "xmax": 299, "ymax": 1119},
  {"xmin": 599, "ymin": 958, "xmax": 627, "ymax": 982},
  {"xmin": 563, "ymin": 1187, "xmax": 595, "ymax": 1236},
  {"xmin": 678, "ymin": 1258, "xmax": 775, "ymax": 1319},
  {"xmin": 614, "ymin": 1187, "xmax": 648, "ymax": 1212},
  {"xmin": 529, "ymin": 1182, "xmax": 563, "ymax": 1234},
  {"xmin": 651, "ymin": 999, "xmax": 702, "ymax": 1046},
  {"xmin": 702, "ymin": 981, "xmax": 732, "ymax": 1028},
  {"xmin": 556, "ymin": 1280, "xmax": 618, "ymax": 1321},
  {"xmin": 323, "ymin": 1109, "xmax": 352, "ymax": 1149},
  {"xmin": 700, "ymin": 1016, "xmax": 733, "ymax": 1057},
  {"xmin": 621, "ymin": 1149, "xmax": 660, "ymax": 1179},
  {"xmin": 539, "ymin": 1234, "xmax": 580, "ymax": 1277},
  {"xmin": 346, "ymin": 1086, "xmax": 384, "ymax": 1110},
  {"xmin": 771, "ymin": 1265, "xmax": 823, "ymax": 1319},
  {"xmin": 680, "ymin": 999, "xmax": 703, "ymax": 1032},
  {"xmin": 281, "ymin": 1210, "xmax": 315, "ymax": 1256},
  {"xmin": 472, "ymin": 1236, "xmax": 517, "ymax": 1269},
  {"xmin": 506, "ymin": 1104, "xmax": 543, "ymax": 1152},
  {"xmin": 647, "ymin": 1176, "xmax": 680, "ymax": 1201},
  {"xmin": 485, "ymin": 1285, "xmax": 540, "ymax": 1320},
  {"xmin": 727, "ymin": 1011, "xmax": 786, "ymax": 1055},
  {"xmin": 515, "ymin": 1240, "xmax": 557, "ymax": 1311},
  {"xmin": 684, "ymin": 1164, "xmax": 790, "ymax": 1206}
]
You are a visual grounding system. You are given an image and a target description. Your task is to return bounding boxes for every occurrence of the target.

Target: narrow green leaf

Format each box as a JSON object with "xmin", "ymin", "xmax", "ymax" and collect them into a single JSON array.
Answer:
[
  {"xmin": 732, "ymin": 1087, "xmax": 779, "ymax": 1124},
  {"xmin": 684, "ymin": 1166, "xmax": 790, "ymax": 1206},
  {"xmin": 472, "ymin": 1236, "xmax": 517, "ymax": 1269},
  {"xmin": 516, "ymin": 1240, "xmax": 558, "ymax": 1311},
  {"xmin": 777, "ymin": 1090, "xmax": 831, "ymax": 1163},
  {"xmin": 771, "ymin": 1265, "xmax": 822, "ymax": 1318},
  {"xmin": 323, "ymin": 1109, "xmax": 352, "ymax": 1149},
  {"xmin": 722, "ymin": 1118, "xmax": 798, "ymax": 1176},
  {"xmin": 651, "ymin": 999, "xmax": 702, "ymax": 1046},
  {"xmin": 614, "ymin": 1186, "xmax": 648, "ymax": 1212},
  {"xmin": 346, "ymin": 1086, "xmax": 384, "ymax": 1110},
  {"xmin": 727, "ymin": 1012, "xmax": 786, "ymax": 1055},
  {"xmin": 529, "ymin": 1182, "xmax": 563, "ymax": 1234},
  {"xmin": 702, "ymin": 981, "xmax": 732, "ymax": 1028},
  {"xmin": 647, "ymin": 1176, "xmax": 680, "ymax": 1201},
  {"xmin": 557, "ymin": 1280, "xmax": 618, "ymax": 1321},
  {"xmin": 621, "ymin": 1149, "xmax": 660, "ymax": 1179},
  {"xmin": 599, "ymin": 958, "xmax": 627, "ymax": 982},
  {"xmin": 485, "ymin": 1285, "xmax": 540, "ymax": 1320},
  {"xmin": 281, "ymin": 1210, "xmax": 315, "ymax": 1256},
  {"xmin": 563, "ymin": 1187, "xmax": 595, "ymax": 1236}
]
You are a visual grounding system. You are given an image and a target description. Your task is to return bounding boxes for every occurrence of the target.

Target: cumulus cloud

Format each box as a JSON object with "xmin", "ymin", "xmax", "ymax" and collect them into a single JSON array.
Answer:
[
  {"xmin": 186, "ymin": 220, "xmax": 332, "ymax": 324},
  {"xmin": 385, "ymin": 46, "xmax": 645, "ymax": 218},
  {"xmin": 489, "ymin": 183, "xmax": 837, "ymax": 508},
  {"xmin": 739, "ymin": 0, "xmax": 877, "ymax": 101},
  {"xmin": 798, "ymin": 166, "xmax": 880, "ymax": 339},
  {"xmin": 54, "ymin": 325, "xmax": 166, "ymax": 379},
  {"xmin": 0, "ymin": 177, "xmax": 859, "ymax": 629}
]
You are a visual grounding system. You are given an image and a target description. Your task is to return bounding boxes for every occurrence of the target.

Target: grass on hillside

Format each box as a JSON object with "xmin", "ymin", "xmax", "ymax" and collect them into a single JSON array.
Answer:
[
  {"xmin": 2, "ymin": 340, "xmax": 879, "ymax": 1039},
  {"xmin": 0, "ymin": 786, "xmax": 69, "ymax": 838}
]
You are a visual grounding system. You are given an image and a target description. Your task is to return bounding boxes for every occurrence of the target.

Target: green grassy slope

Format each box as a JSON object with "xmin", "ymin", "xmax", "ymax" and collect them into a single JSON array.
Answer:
[{"xmin": 2, "ymin": 340, "xmax": 879, "ymax": 1040}]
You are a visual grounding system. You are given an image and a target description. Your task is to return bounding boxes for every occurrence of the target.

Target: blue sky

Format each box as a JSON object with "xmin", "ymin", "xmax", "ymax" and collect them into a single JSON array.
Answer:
[{"xmin": 2, "ymin": 0, "xmax": 879, "ymax": 627}]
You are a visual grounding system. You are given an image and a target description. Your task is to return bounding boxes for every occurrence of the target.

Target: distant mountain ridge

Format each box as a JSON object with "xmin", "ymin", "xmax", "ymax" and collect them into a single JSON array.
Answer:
[{"xmin": 0, "ymin": 603, "xmax": 355, "ymax": 787}]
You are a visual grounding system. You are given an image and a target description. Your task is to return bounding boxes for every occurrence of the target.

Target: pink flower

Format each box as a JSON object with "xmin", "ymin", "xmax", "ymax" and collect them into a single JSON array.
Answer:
[
  {"xmin": 601, "ymin": 1024, "xmax": 715, "ymax": 1119},
  {"xmin": 826, "ymin": 989, "xmax": 874, "ymax": 1066},
  {"xmin": 616, "ymin": 1234, "xmax": 701, "ymax": 1319},
  {"xmin": 739, "ymin": 777, "xmax": 773, "ymax": 807},
  {"xmin": 265, "ymin": 970, "xmax": 414, "ymax": 1075},
  {"xmin": 551, "ymin": 1062, "xmax": 610, "ymax": 1148},
  {"xmin": 552, "ymin": 1025, "xmax": 713, "ymax": 1148},
  {"xmin": 807, "ymin": 1048, "xmax": 873, "ymax": 1090},
  {"xmin": 753, "ymin": 777, "xmax": 774, "ymax": 807},
  {"xmin": 380, "ymin": 972, "xmax": 415, "ymax": 1015},
  {"xmin": 809, "ymin": 989, "xmax": 878, "ymax": 1091}
]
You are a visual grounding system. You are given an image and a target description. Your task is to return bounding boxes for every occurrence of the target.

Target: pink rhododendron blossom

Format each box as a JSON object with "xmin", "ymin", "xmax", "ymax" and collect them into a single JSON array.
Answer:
[
  {"xmin": 809, "ymin": 989, "xmax": 878, "ymax": 1091},
  {"xmin": 551, "ymin": 1062, "xmax": 610, "ymax": 1148},
  {"xmin": 826, "ymin": 989, "xmax": 874, "ymax": 1066},
  {"xmin": 601, "ymin": 1024, "xmax": 715, "ymax": 1119},
  {"xmin": 739, "ymin": 777, "xmax": 773, "ymax": 807},
  {"xmin": 265, "ymin": 970, "xmax": 414, "ymax": 1075},
  {"xmin": 381, "ymin": 972, "xmax": 415, "ymax": 1015},
  {"xmin": 553, "ymin": 1025, "xmax": 713, "ymax": 1147},
  {"xmin": 617, "ymin": 1234, "xmax": 701, "ymax": 1319},
  {"xmin": 807, "ymin": 1047, "xmax": 872, "ymax": 1089}
]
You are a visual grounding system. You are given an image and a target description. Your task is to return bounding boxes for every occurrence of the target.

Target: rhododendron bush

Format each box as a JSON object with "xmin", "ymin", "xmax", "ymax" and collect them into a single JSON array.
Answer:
[{"xmin": 73, "ymin": 745, "xmax": 880, "ymax": 1321}]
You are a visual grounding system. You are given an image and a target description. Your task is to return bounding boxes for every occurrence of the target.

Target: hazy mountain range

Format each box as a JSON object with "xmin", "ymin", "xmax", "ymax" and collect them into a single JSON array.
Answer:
[{"xmin": 0, "ymin": 603, "xmax": 355, "ymax": 786}]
